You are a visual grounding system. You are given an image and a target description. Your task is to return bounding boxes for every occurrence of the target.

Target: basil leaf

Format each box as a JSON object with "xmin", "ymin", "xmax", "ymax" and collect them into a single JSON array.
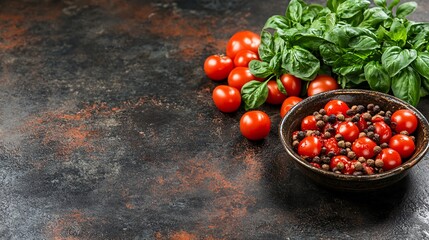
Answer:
[
  {"xmin": 364, "ymin": 61, "xmax": 391, "ymax": 93},
  {"xmin": 327, "ymin": 0, "xmax": 347, "ymax": 12},
  {"xmin": 396, "ymin": 2, "xmax": 417, "ymax": 18},
  {"xmin": 302, "ymin": 4, "xmax": 324, "ymax": 25},
  {"xmin": 319, "ymin": 43, "xmax": 343, "ymax": 65},
  {"xmin": 412, "ymin": 51, "xmax": 429, "ymax": 79},
  {"xmin": 276, "ymin": 78, "xmax": 288, "ymax": 95},
  {"xmin": 421, "ymin": 86, "xmax": 429, "ymax": 98},
  {"xmin": 263, "ymin": 15, "xmax": 289, "ymax": 30},
  {"xmin": 391, "ymin": 66, "xmax": 421, "ymax": 106},
  {"xmin": 381, "ymin": 46, "xmax": 417, "ymax": 77},
  {"xmin": 249, "ymin": 60, "xmax": 272, "ymax": 79},
  {"xmin": 259, "ymin": 31, "xmax": 275, "ymax": 62},
  {"xmin": 389, "ymin": 18, "xmax": 407, "ymax": 46},
  {"xmin": 359, "ymin": 7, "xmax": 390, "ymax": 29},
  {"xmin": 269, "ymin": 52, "xmax": 283, "ymax": 76},
  {"xmin": 422, "ymin": 76, "xmax": 429, "ymax": 92},
  {"xmin": 292, "ymin": 29, "xmax": 326, "ymax": 51},
  {"xmin": 349, "ymin": 35, "xmax": 380, "ymax": 51},
  {"xmin": 241, "ymin": 80, "xmax": 269, "ymax": 110},
  {"xmin": 374, "ymin": 0, "xmax": 387, "ymax": 8},
  {"xmin": 333, "ymin": 52, "xmax": 365, "ymax": 76},
  {"xmin": 283, "ymin": 46, "xmax": 320, "ymax": 80},
  {"xmin": 337, "ymin": 0, "xmax": 370, "ymax": 19},
  {"xmin": 286, "ymin": 0, "xmax": 305, "ymax": 23},
  {"xmin": 388, "ymin": 0, "xmax": 400, "ymax": 11}
]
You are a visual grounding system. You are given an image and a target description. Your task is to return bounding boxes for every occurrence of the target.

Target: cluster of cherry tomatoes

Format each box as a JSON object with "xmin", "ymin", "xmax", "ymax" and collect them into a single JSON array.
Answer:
[
  {"xmin": 294, "ymin": 99, "xmax": 418, "ymax": 174},
  {"xmin": 204, "ymin": 30, "xmax": 339, "ymax": 140}
]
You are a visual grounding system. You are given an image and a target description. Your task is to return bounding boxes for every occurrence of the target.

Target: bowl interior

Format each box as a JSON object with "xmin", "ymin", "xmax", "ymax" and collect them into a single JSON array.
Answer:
[{"xmin": 279, "ymin": 89, "xmax": 429, "ymax": 184}]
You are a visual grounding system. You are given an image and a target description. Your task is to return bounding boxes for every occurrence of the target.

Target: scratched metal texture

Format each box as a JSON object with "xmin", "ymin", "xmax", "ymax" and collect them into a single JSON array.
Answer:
[{"xmin": 0, "ymin": 0, "xmax": 429, "ymax": 239}]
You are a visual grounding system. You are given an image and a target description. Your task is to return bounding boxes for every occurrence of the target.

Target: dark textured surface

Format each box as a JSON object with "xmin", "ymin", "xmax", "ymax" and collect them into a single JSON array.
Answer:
[{"xmin": 0, "ymin": 0, "xmax": 429, "ymax": 239}]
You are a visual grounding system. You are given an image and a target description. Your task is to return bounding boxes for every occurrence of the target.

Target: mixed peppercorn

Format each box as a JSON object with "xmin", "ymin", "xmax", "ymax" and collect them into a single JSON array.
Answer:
[{"xmin": 292, "ymin": 100, "xmax": 418, "ymax": 175}]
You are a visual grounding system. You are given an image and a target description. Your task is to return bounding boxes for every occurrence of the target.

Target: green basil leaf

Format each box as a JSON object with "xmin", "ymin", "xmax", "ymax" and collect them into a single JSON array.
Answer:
[
  {"xmin": 374, "ymin": 0, "xmax": 387, "ymax": 8},
  {"xmin": 359, "ymin": 7, "xmax": 390, "ymax": 29},
  {"xmin": 391, "ymin": 66, "xmax": 421, "ymax": 106},
  {"xmin": 388, "ymin": 0, "xmax": 400, "ymax": 11},
  {"xmin": 349, "ymin": 35, "xmax": 380, "ymax": 51},
  {"xmin": 327, "ymin": 0, "xmax": 347, "ymax": 12},
  {"xmin": 412, "ymin": 51, "xmax": 429, "ymax": 79},
  {"xmin": 364, "ymin": 61, "xmax": 391, "ymax": 93},
  {"xmin": 422, "ymin": 76, "xmax": 429, "ymax": 91},
  {"xmin": 286, "ymin": 0, "xmax": 305, "ymax": 23},
  {"xmin": 302, "ymin": 4, "xmax": 324, "ymax": 25},
  {"xmin": 282, "ymin": 46, "xmax": 320, "ymax": 80},
  {"xmin": 269, "ymin": 52, "xmax": 283, "ymax": 76},
  {"xmin": 292, "ymin": 29, "xmax": 326, "ymax": 51},
  {"xmin": 381, "ymin": 46, "xmax": 417, "ymax": 77},
  {"xmin": 319, "ymin": 43, "xmax": 343, "ymax": 65},
  {"xmin": 258, "ymin": 31, "xmax": 275, "ymax": 62},
  {"xmin": 333, "ymin": 52, "xmax": 365, "ymax": 76},
  {"xmin": 396, "ymin": 2, "xmax": 417, "ymax": 18},
  {"xmin": 263, "ymin": 15, "xmax": 290, "ymax": 30},
  {"xmin": 389, "ymin": 18, "xmax": 407, "ymax": 46},
  {"xmin": 276, "ymin": 78, "xmax": 288, "ymax": 95},
  {"xmin": 337, "ymin": 0, "xmax": 370, "ymax": 19},
  {"xmin": 420, "ymin": 85, "xmax": 429, "ymax": 98},
  {"xmin": 249, "ymin": 60, "xmax": 272, "ymax": 79},
  {"xmin": 241, "ymin": 80, "xmax": 269, "ymax": 110}
]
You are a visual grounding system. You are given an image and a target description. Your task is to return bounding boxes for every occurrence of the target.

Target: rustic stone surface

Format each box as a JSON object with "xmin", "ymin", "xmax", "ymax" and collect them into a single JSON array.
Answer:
[{"xmin": 0, "ymin": 0, "xmax": 428, "ymax": 239}]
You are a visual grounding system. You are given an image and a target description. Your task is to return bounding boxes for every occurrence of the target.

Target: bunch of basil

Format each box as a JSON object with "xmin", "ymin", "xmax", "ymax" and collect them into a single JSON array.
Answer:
[{"xmin": 243, "ymin": 0, "xmax": 429, "ymax": 109}]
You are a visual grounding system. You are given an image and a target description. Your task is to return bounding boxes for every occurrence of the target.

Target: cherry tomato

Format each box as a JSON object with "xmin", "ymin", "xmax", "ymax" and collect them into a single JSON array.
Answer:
[
  {"xmin": 233, "ymin": 50, "xmax": 259, "ymax": 67},
  {"xmin": 226, "ymin": 31, "xmax": 261, "ymax": 59},
  {"xmin": 212, "ymin": 85, "xmax": 241, "ymax": 113},
  {"xmin": 310, "ymin": 162, "xmax": 321, "ymax": 169},
  {"xmin": 307, "ymin": 75, "xmax": 339, "ymax": 96},
  {"xmin": 280, "ymin": 74, "xmax": 301, "ymax": 97},
  {"xmin": 362, "ymin": 163, "xmax": 375, "ymax": 175},
  {"xmin": 297, "ymin": 136, "xmax": 322, "ymax": 158},
  {"xmin": 266, "ymin": 80, "xmax": 287, "ymax": 105},
  {"xmin": 376, "ymin": 148, "xmax": 402, "ymax": 171},
  {"xmin": 357, "ymin": 115, "xmax": 368, "ymax": 131},
  {"xmin": 203, "ymin": 55, "xmax": 234, "ymax": 81},
  {"xmin": 373, "ymin": 121, "xmax": 392, "ymax": 144},
  {"xmin": 391, "ymin": 109, "xmax": 418, "ymax": 134},
  {"xmin": 240, "ymin": 111, "xmax": 271, "ymax": 140},
  {"xmin": 280, "ymin": 96, "xmax": 302, "ymax": 118},
  {"xmin": 324, "ymin": 137, "xmax": 340, "ymax": 155},
  {"xmin": 301, "ymin": 115, "xmax": 318, "ymax": 131},
  {"xmin": 228, "ymin": 67, "xmax": 259, "ymax": 91},
  {"xmin": 324, "ymin": 100, "xmax": 350, "ymax": 116},
  {"xmin": 336, "ymin": 121, "xmax": 359, "ymax": 142},
  {"xmin": 330, "ymin": 155, "xmax": 354, "ymax": 174},
  {"xmin": 389, "ymin": 134, "xmax": 416, "ymax": 158},
  {"xmin": 352, "ymin": 137, "xmax": 377, "ymax": 159}
]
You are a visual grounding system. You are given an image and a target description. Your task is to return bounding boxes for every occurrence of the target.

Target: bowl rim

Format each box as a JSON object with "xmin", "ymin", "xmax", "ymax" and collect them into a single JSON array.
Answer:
[{"xmin": 279, "ymin": 89, "xmax": 429, "ymax": 181}]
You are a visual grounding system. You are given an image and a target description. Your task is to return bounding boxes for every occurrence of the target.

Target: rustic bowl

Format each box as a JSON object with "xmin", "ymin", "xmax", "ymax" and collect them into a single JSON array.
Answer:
[{"xmin": 279, "ymin": 89, "xmax": 429, "ymax": 192}]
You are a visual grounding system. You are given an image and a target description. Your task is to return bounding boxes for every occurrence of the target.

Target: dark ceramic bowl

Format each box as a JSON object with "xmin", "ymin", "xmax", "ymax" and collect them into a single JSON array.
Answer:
[{"xmin": 279, "ymin": 89, "xmax": 429, "ymax": 192}]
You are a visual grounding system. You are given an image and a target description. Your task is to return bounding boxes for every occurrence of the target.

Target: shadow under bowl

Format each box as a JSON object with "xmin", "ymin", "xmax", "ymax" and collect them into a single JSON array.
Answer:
[{"xmin": 279, "ymin": 89, "xmax": 429, "ymax": 192}]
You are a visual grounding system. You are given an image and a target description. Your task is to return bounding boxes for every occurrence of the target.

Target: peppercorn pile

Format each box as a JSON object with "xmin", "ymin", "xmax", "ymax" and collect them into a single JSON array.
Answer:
[{"xmin": 292, "ymin": 100, "xmax": 418, "ymax": 175}]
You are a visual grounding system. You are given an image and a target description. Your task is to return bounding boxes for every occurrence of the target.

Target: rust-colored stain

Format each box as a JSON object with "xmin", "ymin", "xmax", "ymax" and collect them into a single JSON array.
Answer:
[
  {"xmin": 45, "ymin": 210, "xmax": 94, "ymax": 240},
  {"xmin": 0, "ymin": 2, "xmax": 62, "ymax": 50},
  {"xmin": 151, "ymin": 148, "xmax": 263, "ymax": 236}
]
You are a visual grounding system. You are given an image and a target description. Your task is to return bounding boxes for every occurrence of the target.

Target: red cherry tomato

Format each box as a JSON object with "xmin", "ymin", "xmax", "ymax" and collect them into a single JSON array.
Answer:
[
  {"xmin": 226, "ymin": 31, "xmax": 261, "ymax": 59},
  {"xmin": 301, "ymin": 115, "xmax": 318, "ymax": 131},
  {"xmin": 373, "ymin": 121, "xmax": 392, "ymax": 144},
  {"xmin": 203, "ymin": 55, "xmax": 234, "ymax": 81},
  {"xmin": 324, "ymin": 137, "xmax": 340, "ymax": 155},
  {"xmin": 391, "ymin": 109, "xmax": 418, "ymax": 134},
  {"xmin": 280, "ymin": 96, "xmax": 302, "ymax": 118},
  {"xmin": 307, "ymin": 75, "xmax": 339, "ymax": 96},
  {"xmin": 336, "ymin": 121, "xmax": 359, "ymax": 142},
  {"xmin": 280, "ymin": 74, "xmax": 302, "ymax": 97},
  {"xmin": 266, "ymin": 80, "xmax": 287, "ymax": 105},
  {"xmin": 330, "ymin": 155, "xmax": 354, "ymax": 174},
  {"xmin": 389, "ymin": 134, "xmax": 416, "ymax": 158},
  {"xmin": 212, "ymin": 85, "xmax": 241, "ymax": 113},
  {"xmin": 357, "ymin": 115, "xmax": 368, "ymax": 131},
  {"xmin": 310, "ymin": 162, "xmax": 321, "ymax": 169},
  {"xmin": 352, "ymin": 137, "xmax": 377, "ymax": 159},
  {"xmin": 362, "ymin": 163, "xmax": 375, "ymax": 175},
  {"xmin": 376, "ymin": 148, "xmax": 402, "ymax": 171},
  {"xmin": 297, "ymin": 136, "xmax": 322, "ymax": 158},
  {"xmin": 227, "ymin": 67, "xmax": 259, "ymax": 91},
  {"xmin": 240, "ymin": 111, "xmax": 271, "ymax": 141},
  {"xmin": 233, "ymin": 50, "xmax": 259, "ymax": 67},
  {"xmin": 324, "ymin": 100, "xmax": 350, "ymax": 116}
]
